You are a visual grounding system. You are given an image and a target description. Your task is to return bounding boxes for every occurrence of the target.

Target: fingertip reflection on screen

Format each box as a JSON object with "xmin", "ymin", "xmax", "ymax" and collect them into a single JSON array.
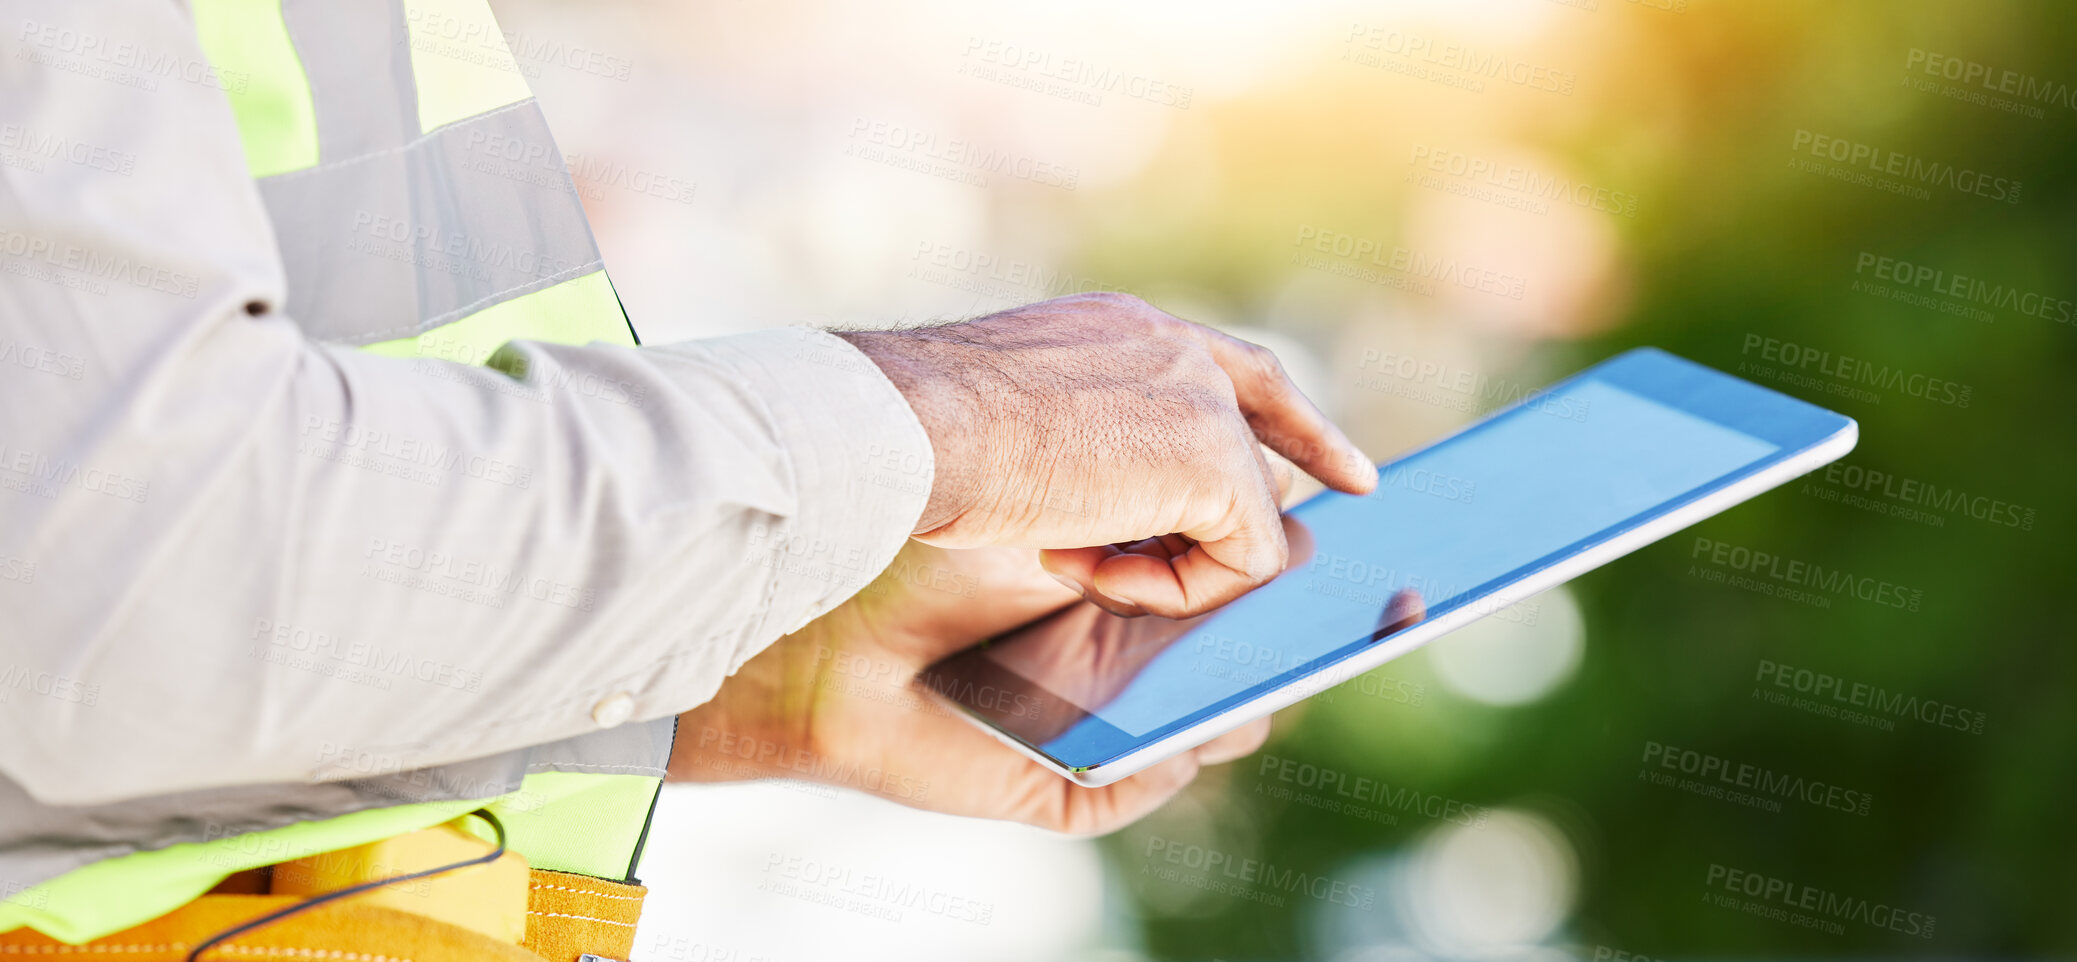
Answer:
[{"xmin": 1378, "ymin": 587, "xmax": 1427, "ymax": 638}]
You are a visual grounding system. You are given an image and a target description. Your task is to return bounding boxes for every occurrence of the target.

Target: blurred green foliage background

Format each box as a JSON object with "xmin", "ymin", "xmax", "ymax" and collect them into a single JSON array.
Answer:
[
  {"xmin": 527, "ymin": 0, "xmax": 2074, "ymax": 955},
  {"xmin": 1066, "ymin": 2, "xmax": 2075, "ymax": 957}
]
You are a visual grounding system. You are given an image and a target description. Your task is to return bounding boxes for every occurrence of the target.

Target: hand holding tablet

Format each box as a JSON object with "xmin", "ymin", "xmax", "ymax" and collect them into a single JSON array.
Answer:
[{"xmin": 925, "ymin": 348, "xmax": 1858, "ymax": 785}]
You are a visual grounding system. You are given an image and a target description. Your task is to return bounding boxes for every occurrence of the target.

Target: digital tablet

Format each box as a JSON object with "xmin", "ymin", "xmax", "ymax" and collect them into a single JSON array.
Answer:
[{"xmin": 923, "ymin": 347, "xmax": 1858, "ymax": 786}]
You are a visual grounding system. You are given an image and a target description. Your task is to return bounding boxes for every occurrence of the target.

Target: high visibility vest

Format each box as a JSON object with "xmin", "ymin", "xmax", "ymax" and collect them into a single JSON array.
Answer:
[{"xmin": 0, "ymin": 0, "xmax": 671, "ymax": 943}]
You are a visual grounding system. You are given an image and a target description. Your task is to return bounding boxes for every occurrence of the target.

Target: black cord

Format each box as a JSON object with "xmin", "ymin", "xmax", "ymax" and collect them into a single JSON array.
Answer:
[{"xmin": 183, "ymin": 808, "xmax": 507, "ymax": 962}]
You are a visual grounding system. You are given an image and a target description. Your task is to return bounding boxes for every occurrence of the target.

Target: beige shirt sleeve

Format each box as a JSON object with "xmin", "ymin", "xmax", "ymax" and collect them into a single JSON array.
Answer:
[{"xmin": 0, "ymin": 1, "xmax": 932, "ymax": 805}]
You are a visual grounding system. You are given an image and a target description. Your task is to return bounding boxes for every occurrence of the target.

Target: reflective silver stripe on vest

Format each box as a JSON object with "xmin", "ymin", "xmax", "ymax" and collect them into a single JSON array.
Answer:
[
  {"xmin": 281, "ymin": 0, "xmax": 418, "ymax": 161},
  {"xmin": 259, "ymin": 102, "xmax": 604, "ymax": 345},
  {"xmin": 0, "ymin": 3, "xmax": 663, "ymax": 895},
  {"xmin": 259, "ymin": 1, "xmax": 603, "ymax": 345},
  {"xmin": 0, "ymin": 718, "xmax": 675, "ymax": 891}
]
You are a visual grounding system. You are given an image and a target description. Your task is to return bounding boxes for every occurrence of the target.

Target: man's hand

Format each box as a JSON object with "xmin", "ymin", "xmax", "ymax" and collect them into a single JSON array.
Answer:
[
  {"xmin": 838, "ymin": 293, "xmax": 1375, "ymax": 618},
  {"xmin": 669, "ymin": 541, "xmax": 1271, "ymax": 836}
]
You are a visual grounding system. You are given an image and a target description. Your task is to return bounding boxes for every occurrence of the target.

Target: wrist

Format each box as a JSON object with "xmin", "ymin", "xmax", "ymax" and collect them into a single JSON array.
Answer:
[
  {"xmin": 836, "ymin": 329, "xmax": 993, "ymax": 535},
  {"xmin": 668, "ymin": 655, "xmax": 811, "ymax": 784}
]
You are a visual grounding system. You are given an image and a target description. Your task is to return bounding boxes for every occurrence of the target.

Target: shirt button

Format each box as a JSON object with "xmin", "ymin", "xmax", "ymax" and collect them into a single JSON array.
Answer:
[{"xmin": 591, "ymin": 692, "xmax": 634, "ymax": 729}]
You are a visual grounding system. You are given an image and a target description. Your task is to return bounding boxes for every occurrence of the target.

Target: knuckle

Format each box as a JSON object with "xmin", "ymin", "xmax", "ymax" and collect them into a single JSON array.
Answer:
[
  {"xmin": 1077, "ymin": 290, "xmax": 1149, "ymax": 316},
  {"xmin": 1234, "ymin": 538, "xmax": 1286, "ymax": 584},
  {"xmin": 1185, "ymin": 350, "xmax": 1232, "ymax": 389},
  {"xmin": 1091, "ymin": 290, "xmax": 1148, "ymax": 309},
  {"xmin": 1245, "ymin": 342, "xmax": 1288, "ymax": 387},
  {"xmin": 1144, "ymin": 315, "xmax": 1190, "ymax": 344}
]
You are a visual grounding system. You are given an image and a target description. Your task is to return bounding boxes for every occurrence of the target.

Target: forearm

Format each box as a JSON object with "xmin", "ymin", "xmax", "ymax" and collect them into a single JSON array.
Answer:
[
  {"xmin": 0, "ymin": 3, "xmax": 938, "ymax": 805},
  {"xmin": 0, "ymin": 319, "xmax": 931, "ymax": 804}
]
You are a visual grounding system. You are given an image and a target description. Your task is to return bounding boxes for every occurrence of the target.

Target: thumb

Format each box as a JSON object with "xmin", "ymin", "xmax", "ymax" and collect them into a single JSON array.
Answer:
[
  {"xmin": 1083, "ymin": 443, "xmax": 1289, "ymax": 618},
  {"xmin": 1036, "ymin": 716, "xmax": 1272, "ymax": 835},
  {"xmin": 1031, "ymin": 751, "xmax": 1204, "ymax": 836}
]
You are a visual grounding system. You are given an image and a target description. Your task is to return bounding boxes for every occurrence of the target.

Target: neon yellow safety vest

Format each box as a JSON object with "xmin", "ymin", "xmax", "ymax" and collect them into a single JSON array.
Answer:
[{"xmin": 0, "ymin": 0, "xmax": 668, "ymax": 942}]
